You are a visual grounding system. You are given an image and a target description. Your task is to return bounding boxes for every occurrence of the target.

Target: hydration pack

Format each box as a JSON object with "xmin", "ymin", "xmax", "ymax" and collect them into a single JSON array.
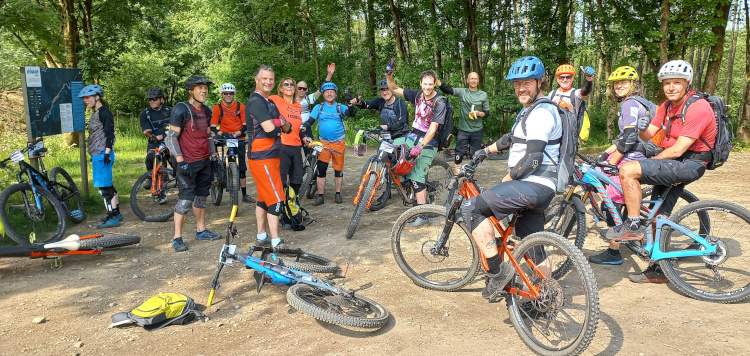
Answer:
[
  {"xmin": 675, "ymin": 92, "xmax": 733, "ymax": 170},
  {"xmin": 281, "ymin": 186, "xmax": 313, "ymax": 231},
  {"xmin": 109, "ymin": 293, "xmax": 205, "ymax": 331},
  {"xmin": 427, "ymin": 96, "xmax": 455, "ymax": 151}
]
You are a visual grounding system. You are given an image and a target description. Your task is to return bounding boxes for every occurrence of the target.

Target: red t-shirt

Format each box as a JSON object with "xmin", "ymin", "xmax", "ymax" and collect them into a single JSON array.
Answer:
[
  {"xmin": 650, "ymin": 91, "xmax": 716, "ymax": 152},
  {"xmin": 269, "ymin": 95, "xmax": 303, "ymax": 146}
]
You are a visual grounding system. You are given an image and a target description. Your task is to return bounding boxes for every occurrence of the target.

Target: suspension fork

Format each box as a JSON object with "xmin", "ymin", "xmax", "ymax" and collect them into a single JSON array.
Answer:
[
  {"xmin": 546, "ymin": 185, "xmax": 577, "ymax": 232},
  {"xmin": 353, "ymin": 159, "xmax": 379, "ymax": 206}
]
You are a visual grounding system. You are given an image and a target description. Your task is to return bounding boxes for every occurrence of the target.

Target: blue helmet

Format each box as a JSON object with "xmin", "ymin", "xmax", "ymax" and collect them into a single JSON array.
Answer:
[
  {"xmin": 78, "ymin": 84, "xmax": 103, "ymax": 98},
  {"xmin": 320, "ymin": 81, "xmax": 338, "ymax": 93},
  {"xmin": 506, "ymin": 56, "xmax": 545, "ymax": 81}
]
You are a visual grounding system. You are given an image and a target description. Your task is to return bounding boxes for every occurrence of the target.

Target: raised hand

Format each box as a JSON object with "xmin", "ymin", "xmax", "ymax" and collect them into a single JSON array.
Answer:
[{"xmin": 386, "ymin": 58, "xmax": 396, "ymax": 76}]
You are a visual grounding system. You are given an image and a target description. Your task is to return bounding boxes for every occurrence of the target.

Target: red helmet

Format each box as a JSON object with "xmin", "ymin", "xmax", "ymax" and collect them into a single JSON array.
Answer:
[{"xmin": 390, "ymin": 144, "xmax": 416, "ymax": 176}]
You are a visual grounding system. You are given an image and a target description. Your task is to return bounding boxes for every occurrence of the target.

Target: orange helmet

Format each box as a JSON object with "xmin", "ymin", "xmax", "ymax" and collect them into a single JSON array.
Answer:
[
  {"xmin": 555, "ymin": 64, "xmax": 576, "ymax": 77},
  {"xmin": 390, "ymin": 144, "xmax": 416, "ymax": 176}
]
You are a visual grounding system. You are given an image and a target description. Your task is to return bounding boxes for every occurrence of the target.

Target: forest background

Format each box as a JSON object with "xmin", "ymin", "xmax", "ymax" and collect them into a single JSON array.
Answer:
[{"xmin": 0, "ymin": 0, "xmax": 749, "ymax": 146}]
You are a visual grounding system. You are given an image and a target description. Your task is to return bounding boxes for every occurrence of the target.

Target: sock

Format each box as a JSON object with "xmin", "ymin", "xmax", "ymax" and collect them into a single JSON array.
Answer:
[
  {"xmin": 318, "ymin": 194, "xmax": 323, "ymax": 198},
  {"xmin": 627, "ymin": 217, "xmax": 641, "ymax": 230},
  {"xmin": 608, "ymin": 248, "xmax": 621, "ymax": 256},
  {"xmin": 486, "ymin": 254, "xmax": 503, "ymax": 275},
  {"xmin": 242, "ymin": 187, "xmax": 247, "ymax": 196},
  {"xmin": 257, "ymin": 232, "xmax": 267, "ymax": 241},
  {"xmin": 271, "ymin": 238, "xmax": 281, "ymax": 247},
  {"xmin": 335, "ymin": 192, "xmax": 341, "ymax": 195}
]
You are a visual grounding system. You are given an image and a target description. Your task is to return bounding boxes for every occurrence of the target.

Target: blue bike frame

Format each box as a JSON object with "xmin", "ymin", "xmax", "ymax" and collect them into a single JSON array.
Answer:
[{"xmin": 577, "ymin": 163, "xmax": 716, "ymax": 261}]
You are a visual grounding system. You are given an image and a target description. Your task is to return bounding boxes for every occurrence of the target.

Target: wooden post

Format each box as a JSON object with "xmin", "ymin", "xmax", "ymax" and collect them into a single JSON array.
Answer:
[{"xmin": 79, "ymin": 131, "xmax": 88, "ymax": 197}]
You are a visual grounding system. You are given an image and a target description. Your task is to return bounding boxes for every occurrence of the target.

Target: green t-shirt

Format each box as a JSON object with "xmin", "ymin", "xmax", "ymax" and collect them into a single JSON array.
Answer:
[{"xmin": 453, "ymin": 87, "xmax": 489, "ymax": 132}]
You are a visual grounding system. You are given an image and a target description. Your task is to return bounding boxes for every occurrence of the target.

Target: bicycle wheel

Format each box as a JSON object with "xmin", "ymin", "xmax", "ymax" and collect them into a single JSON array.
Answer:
[
  {"xmin": 276, "ymin": 252, "xmax": 338, "ymax": 274},
  {"xmin": 360, "ymin": 154, "xmax": 378, "ymax": 179},
  {"xmin": 346, "ymin": 173, "xmax": 376, "ymax": 239},
  {"xmin": 130, "ymin": 171, "xmax": 176, "ymax": 222},
  {"xmin": 0, "ymin": 183, "xmax": 67, "ymax": 245},
  {"xmin": 227, "ymin": 162, "xmax": 240, "ymax": 206},
  {"xmin": 306, "ymin": 170, "xmax": 319, "ymax": 199},
  {"xmin": 658, "ymin": 200, "xmax": 750, "ymax": 303},
  {"xmin": 78, "ymin": 235, "xmax": 141, "ymax": 250},
  {"xmin": 210, "ymin": 161, "xmax": 225, "ymax": 206},
  {"xmin": 640, "ymin": 186, "xmax": 700, "ymax": 217},
  {"xmin": 286, "ymin": 284, "xmax": 390, "ymax": 329},
  {"xmin": 391, "ymin": 204, "xmax": 481, "ymax": 291},
  {"xmin": 299, "ymin": 166, "xmax": 314, "ymax": 200},
  {"xmin": 544, "ymin": 195, "xmax": 587, "ymax": 249},
  {"xmin": 368, "ymin": 164, "xmax": 390, "ymax": 212},
  {"xmin": 506, "ymin": 231, "xmax": 599, "ymax": 356},
  {"xmin": 49, "ymin": 167, "xmax": 85, "ymax": 223},
  {"xmin": 426, "ymin": 159, "xmax": 454, "ymax": 207}
]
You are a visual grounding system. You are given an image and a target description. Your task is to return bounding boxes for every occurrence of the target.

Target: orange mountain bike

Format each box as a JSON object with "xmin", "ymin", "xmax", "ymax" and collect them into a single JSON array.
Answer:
[
  {"xmin": 391, "ymin": 157, "xmax": 599, "ymax": 355},
  {"xmin": 130, "ymin": 134, "xmax": 177, "ymax": 222}
]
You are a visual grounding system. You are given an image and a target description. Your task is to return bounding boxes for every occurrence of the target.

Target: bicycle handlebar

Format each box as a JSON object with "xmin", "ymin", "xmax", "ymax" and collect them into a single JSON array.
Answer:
[{"xmin": 576, "ymin": 152, "xmax": 618, "ymax": 174}]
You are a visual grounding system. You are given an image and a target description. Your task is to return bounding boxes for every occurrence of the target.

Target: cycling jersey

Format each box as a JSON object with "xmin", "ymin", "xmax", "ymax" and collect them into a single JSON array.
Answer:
[
  {"xmin": 508, "ymin": 103, "xmax": 562, "ymax": 192},
  {"xmin": 139, "ymin": 106, "xmax": 172, "ymax": 137},
  {"xmin": 246, "ymin": 92, "xmax": 282, "ymax": 160},
  {"xmin": 211, "ymin": 101, "xmax": 246, "ymax": 137},
  {"xmin": 298, "ymin": 92, "xmax": 318, "ymax": 122},
  {"xmin": 88, "ymin": 106, "xmax": 115, "ymax": 156},
  {"xmin": 548, "ymin": 87, "xmax": 584, "ymax": 112},
  {"xmin": 269, "ymin": 95, "xmax": 303, "ymax": 146},
  {"xmin": 308, "ymin": 102, "xmax": 355, "ymax": 142},
  {"xmin": 169, "ymin": 102, "xmax": 212, "ymax": 163},
  {"xmin": 651, "ymin": 90, "xmax": 716, "ymax": 152},
  {"xmin": 402, "ymin": 89, "xmax": 447, "ymax": 146},
  {"xmin": 356, "ymin": 97, "xmax": 409, "ymax": 138},
  {"xmin": 451, "ymin": 87, "xmax": 490, "ymax": 132}
]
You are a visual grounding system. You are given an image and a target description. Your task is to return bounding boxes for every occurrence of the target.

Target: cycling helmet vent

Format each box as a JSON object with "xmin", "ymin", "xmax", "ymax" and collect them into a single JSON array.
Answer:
[{"xmin": 506, "ymin": 56, "xmax": 545, "ymax": 81}]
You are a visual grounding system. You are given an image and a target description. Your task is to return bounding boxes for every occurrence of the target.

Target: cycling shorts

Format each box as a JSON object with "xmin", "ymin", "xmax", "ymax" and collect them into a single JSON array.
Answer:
[
  {"xmin": 318, "ymin": 140, "xmax": 346, "ymax": 171},
  {"xmin": 92, "ymin": 151, "xmax": 115, "ymax": 188},
  {"xmin": 248, "ymin": 158, "xmax": 285, "ymax": 206},
  {"xmin": 176, "ymin": 158, "xmax": 212, "ymax": 200}
]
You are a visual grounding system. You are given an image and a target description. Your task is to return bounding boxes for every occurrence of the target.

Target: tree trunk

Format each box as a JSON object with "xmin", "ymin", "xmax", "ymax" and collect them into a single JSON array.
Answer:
[
  {"xmin": 82, "ymin": 0, "xmax": 93, "ymax": 46},
  {"xmin": 388, "ymin": 0, "xmax": 407, "ymax": 63},
  {"xmin": 658, "ymin": 0, "xmax": 670, "ymax": 65},
  {"xmin": 304, "ymin": 0, "xmax": 320, "ymax": 83},
  {"xmin": 724, "ymin": 0, "xmax": 741, "ymax": 101},
  {"xmin": 429, "ymin": 1, "xmax": 443, "ymax": 77},
  {"xmin": 345, "ymin": 0, "xmax": 352, "ymax": 56},
  {"xmin": 464, "ymin": 0, "xmax": 483, "ymax": 87},
  {"xmin": 702, "ymin": 0, "xmax": 733, "ymax": 94},
  {"xmin": 738, "ymin": 0, "xmax": 750, "ymax": 141},
  {"xmin": 366, "ymin": 0, "xmax": 376, "ymax": 94}
]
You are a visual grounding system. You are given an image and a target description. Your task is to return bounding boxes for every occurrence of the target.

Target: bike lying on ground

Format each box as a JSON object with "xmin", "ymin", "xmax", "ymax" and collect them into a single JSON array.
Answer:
[
  {"xmin": 544, "ymin": 153, "xmax": 701, "ymax": 251},
  {"xmin": 392, "ymin": 157, "xmax": 599, "ymax": 355},
  {"xmin": 130, "ymin": 134, "xmax": 177, "ymax": 222},
  {"xmin": 0, "ymin": 233, "xmax": 140, "ymax": 265},
  {"xmin": 347, "ymin": 128, "xmax": 453, "ymax": 239},
  {"xmin": 207, "ymin": 205, "xmax": 390, "ymax": 329},
  {"xmin": 300, "ymin": 141, "xmax": 343, "ymax": 200},
  {"xmin": 0, "ymin": 138, "xmax": 85, "ymax": 245},
  {"xmin": 569, "ymin": 157, "xmax": 750, "ymax": 303},
  {"xmin": 210, "ymin": 136, "xmax": 242, "ymax": 206}
]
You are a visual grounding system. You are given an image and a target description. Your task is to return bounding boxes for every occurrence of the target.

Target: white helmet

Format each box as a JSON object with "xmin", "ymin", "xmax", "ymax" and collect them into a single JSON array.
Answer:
[
  {"xmin": 220, "ymin": 83, "xmax": 236, "ymax": 93},
  {"xmin": 657, "ymin": 60, "xmax": 693, "ymax": 84}
]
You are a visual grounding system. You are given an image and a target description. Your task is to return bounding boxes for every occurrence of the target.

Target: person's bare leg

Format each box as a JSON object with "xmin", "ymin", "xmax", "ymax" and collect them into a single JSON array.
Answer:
[
  {"xmin": 256, "ymin": 206, "xmax": 267, "ymax": 235},
  {"xmin": 471, "ymin": 219, "xmax": 498, "ymax": 258},
  {"xmin": 334, "ymin": 176, "xmax": 343, "ymax": 193},
  {"xmin": 317, "ymin": 177, "xmax": 325, "ymax": 195},
  {"xmin": 194, "ymin": 206, "xmax": 206, "ymax": 232},
  {"xmin": 619, "ymin": 161, "xmax": 644, "ymax": 219},
  {"xmin": 267, "ymin": 214, "xmax": 281, "ymax": 239},
  {"xmin": 174, "ymin": 212, "xmax": 186, "ymax": 240},
  {"xmin": 416, "ymin": 189, "xmax": 427, "ymax": 205}
]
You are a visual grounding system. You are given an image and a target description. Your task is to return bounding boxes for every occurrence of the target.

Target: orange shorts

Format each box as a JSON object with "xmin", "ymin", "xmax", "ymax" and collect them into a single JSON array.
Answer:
[
  {"xmin": 318, "ymin": 140, "xmax": 345, "ymax": 171},
  {"xmin": 248, "ymin": 158, "xmax": 285, "ymax": 206}
]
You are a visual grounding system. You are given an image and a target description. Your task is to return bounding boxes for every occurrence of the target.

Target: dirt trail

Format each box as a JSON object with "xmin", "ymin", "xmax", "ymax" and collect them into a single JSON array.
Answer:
[{"xmin": 1, "ymin": 151, "xmax": 749, "ymax": 355}]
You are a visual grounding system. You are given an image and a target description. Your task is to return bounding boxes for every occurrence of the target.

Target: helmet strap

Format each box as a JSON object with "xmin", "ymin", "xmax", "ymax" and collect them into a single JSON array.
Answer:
[{"xmin": 189, "ymin": 91, "xmax": 205, "ymax": 106}]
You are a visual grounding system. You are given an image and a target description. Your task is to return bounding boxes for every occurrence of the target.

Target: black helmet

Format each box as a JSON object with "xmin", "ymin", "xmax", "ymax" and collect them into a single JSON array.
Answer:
[
  {"xmin": 378, "ymin": 79, "xmax": 389, "ymax": 89},
  {"xmin": 185, "ymin": 75, "xmax": 213, "ymax": 90},
  {"xmin": 145, "ymin": 87, "xmax": 164, "ymax": 99}
]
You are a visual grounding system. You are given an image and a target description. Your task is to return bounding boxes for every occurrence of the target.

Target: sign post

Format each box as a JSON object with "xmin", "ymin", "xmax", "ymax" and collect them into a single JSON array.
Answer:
[{"xmin": 20, "ymin": 66, "xmax": 88, "ymax": 196}]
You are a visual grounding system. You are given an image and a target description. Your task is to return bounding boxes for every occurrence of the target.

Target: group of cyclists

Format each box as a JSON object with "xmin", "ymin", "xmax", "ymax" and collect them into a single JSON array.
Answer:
[{"xmin": 75, "ymin": 53, "xmax": 717, "ymax": 295}]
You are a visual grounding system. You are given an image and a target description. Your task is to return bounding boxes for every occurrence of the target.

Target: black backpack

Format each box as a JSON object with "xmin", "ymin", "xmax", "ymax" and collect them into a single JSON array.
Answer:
[
  {"xmin": 428, "ymin": 96, "xmax": 455, "ymax": 151},
  {"xmin": 670, "ymin": 92, "xmax": 732, "ymax": 170}
]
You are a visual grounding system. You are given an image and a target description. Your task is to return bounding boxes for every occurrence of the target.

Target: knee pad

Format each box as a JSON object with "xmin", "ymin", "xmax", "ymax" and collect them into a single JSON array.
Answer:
[
  {"xmin": 268, "ymin": 202, "xmax": 282, "ymax": 216},
  {"xmin": 98, "ymin": 186, "xmax": 116, "ymax": 200},
  {"xmin": 411, "ymin": 180, "xmax": 426, "ymax": 193},
  {"xmin": 334, "ymin": 170, "xmax": 343, "ymax": 178},
  {"xmin": 316, "ymin": 160, "xmax": 329, "ymax": 178},
  {"xmin": 174, "ymin": 199, "xmax": 193, "ymax": 215},
  {"xmin": 239, "ymin": 171, "xmax": 246, "ymax": 179},
  {"xmin": 193, "ymin": 196, "xmax": 207, "ymax": 209},
  {"xmin": 461, "ymin": 196, "xmax": 491, "ymax": 232}
]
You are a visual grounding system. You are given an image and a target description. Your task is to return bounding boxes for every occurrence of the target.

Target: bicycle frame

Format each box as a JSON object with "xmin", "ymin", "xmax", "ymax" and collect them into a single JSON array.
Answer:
[
  {"xmin": 148, "ymin": 143, "xmax": 172, "ymax": 195},
  {"xmin": 576, "ymin": 163, "xmax": 716, "ymax": 261},
  {"xmin": 353, "ymin": 131, "xmax": 413, "ymax": 208}
]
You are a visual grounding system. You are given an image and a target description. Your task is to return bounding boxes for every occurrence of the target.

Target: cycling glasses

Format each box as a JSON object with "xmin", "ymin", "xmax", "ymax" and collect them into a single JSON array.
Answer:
[
  {"xmin": 283, "ymin": 82, "xmax": 296, "ymax": 87},
  {"xmin": 297, "ymin": 87, "xmax": 308, "ymax": 91}
]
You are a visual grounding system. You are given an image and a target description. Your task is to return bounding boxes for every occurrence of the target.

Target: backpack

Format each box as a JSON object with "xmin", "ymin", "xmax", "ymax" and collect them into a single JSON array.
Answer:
[
  {"xmin": 427, "ymin": 96, "xmax": 455, "ymax": 151},
  {"xmin": 549, "ymin": 88, "xmax": 590, "ymax": 143},
  {"xmin": 630, "ymin": 95, "xmax": 657, "ymax": 120},
  {"xmin": 513, "ymin": 97, "xmax": 578, "ymax": 193},
  {"xmin": 108, "ymin": 293, "xmax": 205, "ymax": 331},
  {"xmin": 668, "ymin": 92, "xmax": 733, "ymax": 170},
  {"xmin": 281, "ymin": 186, "xmax": 314, "ymax": 231},
  {"xmin": 217, "ymin": 101, "xmax": 241, "ymax": 129},
  {"xmin": 314, "ymin": 103, "xmax": 344, "ymax": 121}
]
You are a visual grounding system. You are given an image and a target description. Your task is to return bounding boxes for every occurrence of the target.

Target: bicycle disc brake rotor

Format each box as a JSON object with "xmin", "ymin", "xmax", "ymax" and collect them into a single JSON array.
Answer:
[
  {"xmin": 322, "ymin": 293, "xmax": 370, "ymax": 317},
  {"xmin": 700, "ymin": 238, "xmax": 728, "ymax": 266},
  {"xmin": 529, "ymin": 278, "xmax": 565, "ymax": 315},
  {"xmin": 28, "ymin": 206, "xmax": 45, "ymax": 221},
  {"xmin": 422, "ymin": 240, "xmax": 448, "ymax": 262},
  {"xmin": 153, "ymin": 189, "xmax": 168, "ymax": 204}
]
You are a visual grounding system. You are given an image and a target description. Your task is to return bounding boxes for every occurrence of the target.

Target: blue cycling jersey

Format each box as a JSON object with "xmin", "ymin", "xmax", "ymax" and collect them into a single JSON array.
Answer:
[{"xmin": 310, "ymin": 103, "xmax": 349, "ymax": 142}]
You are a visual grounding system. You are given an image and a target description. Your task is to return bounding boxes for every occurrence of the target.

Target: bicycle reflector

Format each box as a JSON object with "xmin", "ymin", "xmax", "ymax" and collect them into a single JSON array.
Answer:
[{"xmin": 353, "ymin": 130, "xmax": 367, "ymax": 157}]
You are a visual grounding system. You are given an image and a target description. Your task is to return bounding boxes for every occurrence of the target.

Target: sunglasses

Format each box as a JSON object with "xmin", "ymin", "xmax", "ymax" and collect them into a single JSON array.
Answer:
[
  {"xmin": 148, "ymin": 98, "xmax": 161, "ymax": 102},
  {"xmin": 558, "ymin": 75, "xmax": 573, "ymax": 80},
  {"xmin": 282, "ymin": 82, "xmax": 296, "ymax": 87},
  {"xmin": 297, "ymin": 87, "xmax": 308, "ymax": 91},
  {"xmin": 222, "ymin": 92, "xmax": 234, "ymax": 96}
]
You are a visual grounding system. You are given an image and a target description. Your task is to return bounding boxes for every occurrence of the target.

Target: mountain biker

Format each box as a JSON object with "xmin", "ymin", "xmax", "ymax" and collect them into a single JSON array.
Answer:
[
  {"xmin": 211, "ymin": 82, "xmax": 255, "ymax": 204},
  {"xmin": 79, "ymin": 84, "xmax": 121, "ymax": 228},
  {"xmin": 436, "ymin": 72, "xmax": 490, "ymax": 175},
  {"xmin": 588, "ymin": 66, "xmax": 649, "ymax": 266},
  {"xmin": 548, "ymin": 64, "xmax": 594, "ymax": 112},
  {"xmin": 246, "ymin": 65, "xmax": 293, "ymax": 249},
  {"xmin": 297, "ymin": 63, "xmax": 335, "ymax": 157},
  {"xmin": 165, "ymin": 75, "xmax": 223, "ymax": 252},
  {"xmin": 349, "ymin": 78, "xmax": 410, "ymax": 140},
  {"xmin": 386, "ymin": 61, "xmax": 448, "ymax": 228},
  {"xmin": 606, "ymin": 60, "xmax": 717, "ymax": 282},
  {"xmin": 302, "ymin": 81, "xmax": 356, "ymax": 206},
  {"xmin": 140, "ymin": 87, "xmax": 172, "ymax": 190},
  {"xmin": 269, "ymin": 77, "xmax": 304, "ymax": 194},
  {"xmin": 462, "ymin": 56, "xmax": 561, "ymax": 301}
]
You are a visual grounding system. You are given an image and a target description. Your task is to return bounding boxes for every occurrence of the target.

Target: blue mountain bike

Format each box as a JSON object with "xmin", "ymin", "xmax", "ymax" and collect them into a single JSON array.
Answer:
[
  {"xmin": 573, "ymin": 155, "xmax": 750, "ymax": 303},
  {"xmin": 207, "ymin": 205, "xmax": 390, "ymax": 329}
]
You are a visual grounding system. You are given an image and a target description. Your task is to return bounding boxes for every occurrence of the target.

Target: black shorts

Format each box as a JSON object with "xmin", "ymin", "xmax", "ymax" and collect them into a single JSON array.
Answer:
[
  {"xmin": 639, "ymin": 158, "xmax": 706, "ymax": 187},
  {"xmin": 461, "ymin": 180, "xmax": 556, "ymax": 238},
  {"xmin": 454, "ymin": 129, "xmax": 484, "ymax": 164},
  {"xmin": 280, "ymin": 144, "xmax": 304, "ymax": 186},
  {"xmin": 176, "ymin": 158, "xmax": 212, "ymax": 200}
]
